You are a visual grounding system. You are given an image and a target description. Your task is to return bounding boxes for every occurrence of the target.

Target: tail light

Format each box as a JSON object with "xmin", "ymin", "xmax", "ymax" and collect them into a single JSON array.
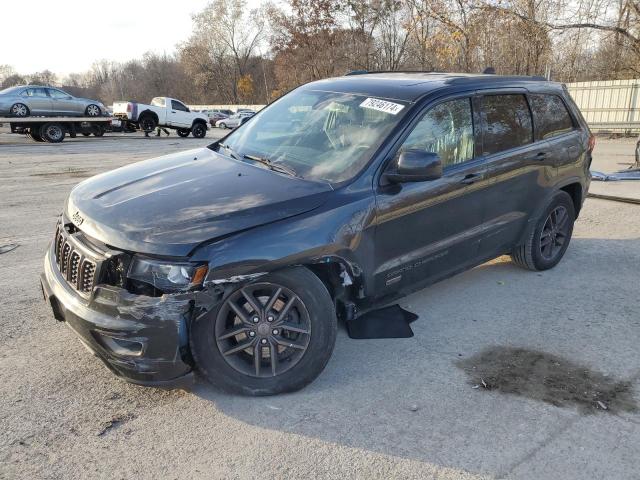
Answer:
[
  {"xmin": 127, "ymin": 103, "xmax": 132, "ymax": 112},
  {"xmin": 587, "ymin": 133, "xmax": 596, "ymax": 153}
]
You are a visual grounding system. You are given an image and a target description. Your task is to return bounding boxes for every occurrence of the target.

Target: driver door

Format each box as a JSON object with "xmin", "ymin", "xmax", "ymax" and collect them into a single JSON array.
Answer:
[
  {"xmin": 373, "ymin": 95, "xmax": 487, "ymax": 296},
  {"xmin": 169, "ymin": 100, "xmax": 192, "ymax": 128},
  {"xmin": 47, "ymin": 88, "xmax": 77, "ymax": 115}
]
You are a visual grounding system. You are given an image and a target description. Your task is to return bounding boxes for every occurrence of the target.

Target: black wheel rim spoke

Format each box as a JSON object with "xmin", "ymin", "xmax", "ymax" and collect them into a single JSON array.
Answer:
[
  {"xmin": 215, "ymin": 282, "xmax": 311, "ymax": 378},
  {"xmin": 540, "ymin": 206, "xmax": 570, "ymax": 260}
]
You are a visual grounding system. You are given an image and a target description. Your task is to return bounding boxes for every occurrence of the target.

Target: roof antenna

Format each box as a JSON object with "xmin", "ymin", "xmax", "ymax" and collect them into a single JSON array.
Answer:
[{"xmin": 483, "ymin": 67, "xmax": 496, "ymax": 74}]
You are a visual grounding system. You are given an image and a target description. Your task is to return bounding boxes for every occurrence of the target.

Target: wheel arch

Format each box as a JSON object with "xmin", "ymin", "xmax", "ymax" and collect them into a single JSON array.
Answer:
[
  {"xmin": 559, "ymin": 182, "xmax": 583, "ymax": 218},
  {"xmin": 138, "ymin": 109, "xmax": 159, "ymax": 123},
  {"xmin": 191, "ymin": 118, "xmax": 207, "ymax": 129}
]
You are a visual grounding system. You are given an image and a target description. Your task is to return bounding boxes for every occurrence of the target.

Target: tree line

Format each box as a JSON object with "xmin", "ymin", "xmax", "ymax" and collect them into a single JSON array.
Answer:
[{"xmin": 1, "ymin": 0, "xmax": 638, "ymax": 105}]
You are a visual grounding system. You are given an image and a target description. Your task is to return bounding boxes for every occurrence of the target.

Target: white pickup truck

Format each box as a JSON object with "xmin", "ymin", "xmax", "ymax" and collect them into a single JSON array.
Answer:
[{"xmin": 112, "ymin": 97, "xmax": 208, "ymax": 138}]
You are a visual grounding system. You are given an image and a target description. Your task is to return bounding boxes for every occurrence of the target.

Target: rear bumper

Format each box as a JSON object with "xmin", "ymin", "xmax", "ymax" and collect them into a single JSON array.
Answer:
[{"xmin": 40, "ymin": 246, "xmax": 194, "ymax": 389}]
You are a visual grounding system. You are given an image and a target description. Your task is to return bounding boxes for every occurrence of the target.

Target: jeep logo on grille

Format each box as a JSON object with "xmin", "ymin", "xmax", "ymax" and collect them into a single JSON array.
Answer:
[{"xmin": 72, "ymin": 211, "xmax": 84, "ymax": 226}]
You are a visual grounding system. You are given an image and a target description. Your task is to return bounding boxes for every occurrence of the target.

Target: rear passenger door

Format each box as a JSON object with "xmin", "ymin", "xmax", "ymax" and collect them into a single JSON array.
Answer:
[
  {"xmin": 477, "ymin": 92, "xmax": 554, "ymax": 256},
  {"xmin": 528, "ymin": 93, "xmax": 583, "ymax": 178},
  {"xmin": 22, "ymin": 88, "xmax": 52, "ymax": 115}
]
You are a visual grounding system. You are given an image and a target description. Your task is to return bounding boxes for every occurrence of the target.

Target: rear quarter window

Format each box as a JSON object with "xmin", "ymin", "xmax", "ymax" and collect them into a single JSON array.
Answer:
[
  {"xmin": 480, "ymin": 94, "xmax": 533, "ymax": 155},
  {"xmin": 529, "ymin": 94, "xmax": 575, "ymax": 139}
]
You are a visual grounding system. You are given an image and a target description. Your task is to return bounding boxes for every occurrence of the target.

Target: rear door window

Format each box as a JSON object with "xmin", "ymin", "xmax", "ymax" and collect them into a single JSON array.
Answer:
[
  {"xmin": 529, "ymin": 94, "xmax": 575, "ymax": 139},
  {"xmin": 480, "ymin": 94, "xmax": 533, "ymax": 155}
]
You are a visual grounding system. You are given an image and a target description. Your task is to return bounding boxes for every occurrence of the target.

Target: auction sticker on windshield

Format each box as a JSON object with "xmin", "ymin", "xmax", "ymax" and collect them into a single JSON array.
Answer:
[{"xmin": 360, "ymin": 98, "xmax": 405, "ymax": 115}]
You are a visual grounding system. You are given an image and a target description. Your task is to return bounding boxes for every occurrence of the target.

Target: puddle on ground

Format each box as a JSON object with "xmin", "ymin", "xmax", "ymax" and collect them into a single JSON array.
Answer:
[{"xmin": 457, "ymin": 346, "xmax": 637, "ymax": 414}]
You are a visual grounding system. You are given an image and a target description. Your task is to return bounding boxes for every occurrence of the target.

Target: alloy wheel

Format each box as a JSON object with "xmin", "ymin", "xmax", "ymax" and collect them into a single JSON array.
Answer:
[
  {"xmin": 11, "ymin": 104, "xmax": 28, "ymax": 116},
  {"xmin": 215, "ymin": 283, "xmax": 312, "ymax": 378},
  {"xmin": 540, "ymin": 206, "xmax": 570, "ymax": 260},
  {"xmin": 86, "ymin": 105, "xmax": 100, "ymax": 116}
]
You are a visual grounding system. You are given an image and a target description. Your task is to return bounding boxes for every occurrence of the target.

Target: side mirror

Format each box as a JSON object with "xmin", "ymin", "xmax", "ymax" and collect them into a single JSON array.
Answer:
[{"xmin": 384, "ymin": 149, "xmax": 443, "ymax": 183}]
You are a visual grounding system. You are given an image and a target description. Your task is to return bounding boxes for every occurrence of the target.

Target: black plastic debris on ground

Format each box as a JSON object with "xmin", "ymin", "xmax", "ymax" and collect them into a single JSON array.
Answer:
[{"xmin": 347, "ymin": 304, "xmax": 418, "ymax": 339}]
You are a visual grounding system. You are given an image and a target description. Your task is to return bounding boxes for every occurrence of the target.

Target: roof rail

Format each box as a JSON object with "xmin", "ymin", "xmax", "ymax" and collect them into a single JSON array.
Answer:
[{"xmin": 344, "ymin": 70, "xmax": 369, "ymax": 76}]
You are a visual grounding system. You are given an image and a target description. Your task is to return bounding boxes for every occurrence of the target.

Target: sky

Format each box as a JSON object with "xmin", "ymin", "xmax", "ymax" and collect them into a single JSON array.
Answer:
[{"xmin": 0, "ymin": 0, "xmax": 259, "ymax": 76}]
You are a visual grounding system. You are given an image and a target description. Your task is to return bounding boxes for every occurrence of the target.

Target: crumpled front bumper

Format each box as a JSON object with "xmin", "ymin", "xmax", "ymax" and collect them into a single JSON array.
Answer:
[{"xmin": 40, "ymin": 246, "xmax": 195, "ymax": 389}]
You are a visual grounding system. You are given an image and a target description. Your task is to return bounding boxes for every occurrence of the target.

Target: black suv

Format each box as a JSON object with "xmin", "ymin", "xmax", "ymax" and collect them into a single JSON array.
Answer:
[{"xmin": 41, "ymin": 73, "xmax": 592, "ymax": 395}]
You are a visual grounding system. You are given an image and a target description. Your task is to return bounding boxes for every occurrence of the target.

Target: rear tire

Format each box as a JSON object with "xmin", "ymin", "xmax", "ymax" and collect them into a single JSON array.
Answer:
[
  {"xmin": 28, "ymin": 129, "xmax": 44, "ymax": 142},
  {"xmin": 511, "ymin": 190, "xmax": 575, "ymax": 271},
  {"xmin": 81, "ymin": 132, "xmax": 91, "ymax": 137},
  {"xmin": 138, "ymin": 114, "xmax": 157, "ymax": 132},
  {"xmin": 93, "ymin": 126, "xmax": 105, "ymax": 137},
  {"xmin": 176, "ymin": 128, "xmax": 190, "ymax": 137},
  {"xmin": 191, "ymin": 122, "xmax": 207, "ymax": 138},
  {"xmin": 39, "ymin": 123, "xmax": 65, "ymax": 143},
  {"xmin": 10, "ymin": 103, "xmax": 29, "ymax": 117},
  {"xmin": 190, "ymin": 267, "xmax": 337, "ymax": 396}
]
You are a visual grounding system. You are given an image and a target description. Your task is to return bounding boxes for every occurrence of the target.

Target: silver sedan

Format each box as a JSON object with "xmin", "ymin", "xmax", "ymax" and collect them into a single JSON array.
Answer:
[{"xmin": 0, "ymin": 85, "xmax": 107, "ymax": 117}]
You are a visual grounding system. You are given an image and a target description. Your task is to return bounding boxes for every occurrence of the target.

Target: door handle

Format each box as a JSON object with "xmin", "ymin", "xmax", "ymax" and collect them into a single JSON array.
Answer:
[
  {"xmin": 460, "ymin": 173, "xmax": 479, "ymax": 185},
  {"xmin": 171, "ymin": 111, "xmax": 176, "ymax": 113},
  {"xmin": 527, "ymin": 151, "xmax": 548, "ymax": 161}
]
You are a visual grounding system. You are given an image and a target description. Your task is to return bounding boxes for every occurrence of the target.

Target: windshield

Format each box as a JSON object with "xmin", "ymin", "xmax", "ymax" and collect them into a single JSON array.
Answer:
[{"xmin": 218, "ymin": 89, "xmax": 410, "ymax": 183}]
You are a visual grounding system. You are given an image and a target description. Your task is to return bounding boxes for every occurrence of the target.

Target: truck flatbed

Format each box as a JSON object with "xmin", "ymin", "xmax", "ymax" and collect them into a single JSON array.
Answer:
[{"xmin": 1, "ymin": 116, "xmax": 114, "ymax": 143}]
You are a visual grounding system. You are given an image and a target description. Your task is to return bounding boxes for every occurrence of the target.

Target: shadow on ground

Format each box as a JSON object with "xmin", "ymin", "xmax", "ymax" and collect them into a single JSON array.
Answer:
[{"xmin": 187, "ymin": 237, "xmax": 640, "ymax": 476}]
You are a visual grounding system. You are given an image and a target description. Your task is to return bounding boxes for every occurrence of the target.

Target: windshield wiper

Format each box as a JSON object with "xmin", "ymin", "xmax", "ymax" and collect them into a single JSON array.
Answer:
[
  {"xmin": 217, "ymin": 142, "xmax": 241, "ymax": 160},
  {"xmin": 242, "ymin": 154, "xmax": 300, "ymax": 178}
]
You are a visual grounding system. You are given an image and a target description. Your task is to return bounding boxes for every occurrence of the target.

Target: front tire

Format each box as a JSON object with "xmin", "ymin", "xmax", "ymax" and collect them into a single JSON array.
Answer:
[
  {"xmin": 191, "ymin": 122, "xmax": 206, "ymax": 138},
  {"xmin": 85, "ymin": 104, "xmax": 101, "ymax": 116},
  {"xmin": 190, "ymin": 267, "xmax": 337, "ymax": 395},
  {"xmin": 511, "ymin": 190, "xmax": 575, "ymax": 271},
  {"xmin": 218, "ymin": 122, "xmax": 226, "ymax": 129}
]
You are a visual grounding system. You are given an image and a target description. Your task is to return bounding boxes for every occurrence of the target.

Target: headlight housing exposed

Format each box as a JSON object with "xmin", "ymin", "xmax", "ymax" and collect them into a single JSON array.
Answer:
[{"xmin": 127, "ymin": 256, "xmax": 208, "ymax": 295}]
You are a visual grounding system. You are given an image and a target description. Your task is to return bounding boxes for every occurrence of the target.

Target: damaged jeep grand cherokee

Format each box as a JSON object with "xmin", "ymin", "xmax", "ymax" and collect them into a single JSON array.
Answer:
[{"xmin": 41, "ymin": 72, "xmax": 592, "ymax": 395}]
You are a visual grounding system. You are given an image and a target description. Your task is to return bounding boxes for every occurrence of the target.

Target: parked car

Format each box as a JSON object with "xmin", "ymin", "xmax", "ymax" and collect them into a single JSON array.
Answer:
[
  {"xmin": 0, "ymin": 85, "xmax": 108, "ymax": 117},
  {"xmin": 112, "ymin": 97, "xmax": 208, "ymax": 138},
  {"xmin": 41, "ymin": 72, "xmax": 592, "ymax": 395},
  {"xmin": 216, "ymin": 111, "xmax": 254, "ymax": 129},
  {"xmin": 207, "ymin": 112, "xmax": 229, "ymax": 126}
]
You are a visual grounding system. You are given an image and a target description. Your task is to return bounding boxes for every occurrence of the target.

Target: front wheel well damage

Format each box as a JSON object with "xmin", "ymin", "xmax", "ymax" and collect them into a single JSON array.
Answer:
[{"xmin": 305, "ymin": 259, "xmax": 362, "ymax": 321}]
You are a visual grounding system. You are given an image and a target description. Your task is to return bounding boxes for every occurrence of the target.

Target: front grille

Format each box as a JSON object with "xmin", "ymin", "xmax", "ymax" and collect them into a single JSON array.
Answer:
[{"xmin": 53, "ymin": 224, "xmax": 100, "ymax": 295}]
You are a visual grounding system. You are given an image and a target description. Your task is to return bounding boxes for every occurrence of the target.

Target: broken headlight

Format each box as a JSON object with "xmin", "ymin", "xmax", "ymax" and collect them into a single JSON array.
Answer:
[{"xmin": 127, "ymin": 256, "xmax": 208, "ymax": 295}]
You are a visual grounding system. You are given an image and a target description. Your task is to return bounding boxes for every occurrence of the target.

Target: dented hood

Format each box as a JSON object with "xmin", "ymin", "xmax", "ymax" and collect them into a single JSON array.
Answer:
[{"xmin": 66, "ymin": 147, "xmax": 332, "ymax": 256}]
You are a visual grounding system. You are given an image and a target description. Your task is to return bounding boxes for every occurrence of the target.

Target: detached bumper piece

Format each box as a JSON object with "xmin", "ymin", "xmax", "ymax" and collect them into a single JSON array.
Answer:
[{"xmin": 41, "ymin": 243, "xmax": 194, "ymax": 389}]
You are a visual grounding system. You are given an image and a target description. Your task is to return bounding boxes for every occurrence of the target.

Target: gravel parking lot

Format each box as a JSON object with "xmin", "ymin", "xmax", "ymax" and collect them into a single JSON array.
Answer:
[{"xmin": 1, "ymin": 129, "xmax": 639, "ymax": 479}]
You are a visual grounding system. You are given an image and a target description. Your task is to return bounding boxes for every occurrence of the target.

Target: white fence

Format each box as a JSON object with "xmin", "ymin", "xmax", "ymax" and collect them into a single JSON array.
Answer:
[
  {"xmin": 189, "ymin": 104, "xmax": 266, "ymax": 112},
  {"xmin": 566, "ymin": 79, "xmax": 640, "ymax": 133}
]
